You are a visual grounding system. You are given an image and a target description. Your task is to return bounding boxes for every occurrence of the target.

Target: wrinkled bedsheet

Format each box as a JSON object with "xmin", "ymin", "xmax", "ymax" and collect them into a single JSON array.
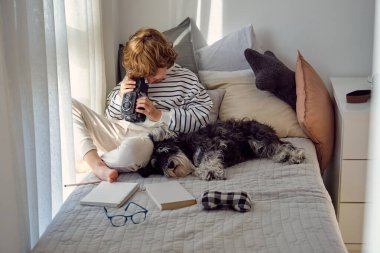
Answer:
[{"xmin": 32, "ymin": 138, "xmax": 346, "ymax": 253}]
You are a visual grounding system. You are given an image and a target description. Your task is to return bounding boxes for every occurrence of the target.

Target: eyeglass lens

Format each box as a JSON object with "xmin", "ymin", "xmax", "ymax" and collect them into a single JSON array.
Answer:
[
  {"xmin": 109, "ymin": 212, "xmax": 146, "ymax": 226},
  {"xmin": 130, "ymin": 212, "xmax": 146, "ymax": 224},
  {"xmin": 110, "ymin": 216, "xmax": 128, "ymax": 227}
]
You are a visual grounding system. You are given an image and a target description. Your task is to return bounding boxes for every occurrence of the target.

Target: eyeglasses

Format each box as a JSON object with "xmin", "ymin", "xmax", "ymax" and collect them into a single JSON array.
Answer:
[{"xmin": 103, "ymin": 201, "xmax": 148, "ymax": 227}]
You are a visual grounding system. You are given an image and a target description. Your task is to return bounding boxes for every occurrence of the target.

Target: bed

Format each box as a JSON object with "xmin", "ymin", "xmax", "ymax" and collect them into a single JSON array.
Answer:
[
  {"xmin": 32, "ymin": 19, "xmax": 346, "ymax": 253},
  {"xmin": 32, "ymin": 137, "xmax": 346, "ymax": 253}
]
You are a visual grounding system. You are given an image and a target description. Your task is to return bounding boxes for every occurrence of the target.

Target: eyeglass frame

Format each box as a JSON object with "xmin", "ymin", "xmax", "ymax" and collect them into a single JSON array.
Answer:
[{"xmin": 103, "ymin": 201, "xmax": 148, "ymax": 227}]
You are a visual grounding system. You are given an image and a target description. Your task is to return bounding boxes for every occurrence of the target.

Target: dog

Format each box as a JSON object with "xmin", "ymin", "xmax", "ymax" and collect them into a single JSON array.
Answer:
[{"xmin": 138, "ymin": 119, "xmax": 305, "ymax": 181}]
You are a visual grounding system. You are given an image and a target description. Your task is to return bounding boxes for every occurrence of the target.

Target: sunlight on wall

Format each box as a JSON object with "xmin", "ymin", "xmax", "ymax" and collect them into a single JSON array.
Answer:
[
  {"xmin": 206, "ymin": 0, "xmax": 223, "ymax": 45},
  {"xmin": 373, "ymin": 0, "xmax": 380, "ymax": 78},
  {"xmin": 196, "ymin": 0, "xmax": 202, "ymax": 29}
]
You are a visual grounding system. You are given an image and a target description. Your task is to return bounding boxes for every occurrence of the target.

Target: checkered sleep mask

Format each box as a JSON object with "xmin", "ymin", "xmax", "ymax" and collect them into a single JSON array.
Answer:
[{"xmin": 201, "ymin": 191, "xmax": 252, "ymax": 212}]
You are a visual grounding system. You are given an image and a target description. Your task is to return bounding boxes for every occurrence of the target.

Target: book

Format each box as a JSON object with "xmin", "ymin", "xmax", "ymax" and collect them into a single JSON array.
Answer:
[
  {"xmin": 80, "ymin": 181, "xmax": 139, "ymax": 208},
  {"xmin": 144, "ymin": 181, "xmax": 197, "ymax": 210}
]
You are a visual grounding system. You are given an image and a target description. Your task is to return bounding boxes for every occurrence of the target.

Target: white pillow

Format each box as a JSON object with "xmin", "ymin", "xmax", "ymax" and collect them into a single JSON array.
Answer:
[
  {"xmin": 195, "ymin": 25, "xmax": 257, "ymax": 71},
  {"xmin": 199, "ymin": 69, "xmax": 255, "ymax": 88},
  {"xmin": 199, "ymin": 70, "xmax": 307, "ymax": 138}
]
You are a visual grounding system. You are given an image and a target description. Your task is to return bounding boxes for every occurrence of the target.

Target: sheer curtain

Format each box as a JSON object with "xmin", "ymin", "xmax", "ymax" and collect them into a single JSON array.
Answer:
[
  {"xmin": 65, "ymin": 0, "xmax": 107, "ymax": 114},
  {"xmin": 0, "ymin": 0, "xmax": 94, "ymax": 251},
  {"xmin": 0, "ymin": 0, "xmax": 75, "ymax": 250}
]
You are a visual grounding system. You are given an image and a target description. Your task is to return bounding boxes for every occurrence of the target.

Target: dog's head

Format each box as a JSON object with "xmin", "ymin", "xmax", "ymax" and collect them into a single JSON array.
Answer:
[{"xmin": 138, "ymin": 137, "xmax": 195, "ymax": 178}]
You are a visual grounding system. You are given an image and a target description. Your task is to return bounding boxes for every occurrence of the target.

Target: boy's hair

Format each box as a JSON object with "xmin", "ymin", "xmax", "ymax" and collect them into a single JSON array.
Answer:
[{"xmin": 122, "ymin": 28, "xmax": 177, "ymax": 78}]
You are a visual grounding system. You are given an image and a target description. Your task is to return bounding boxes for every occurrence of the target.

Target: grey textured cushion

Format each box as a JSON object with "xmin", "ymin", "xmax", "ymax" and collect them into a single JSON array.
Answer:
[
  {"xmin": 163, "ymin": 17, "xmax": 199, "ymax": 76},
  {"xmin": 244, "ymin": 49, "xmax": 296, "ymax": 110},
  {"xmin": 206, "ymin": 89, "xmax": 226, "ymax": 123}
]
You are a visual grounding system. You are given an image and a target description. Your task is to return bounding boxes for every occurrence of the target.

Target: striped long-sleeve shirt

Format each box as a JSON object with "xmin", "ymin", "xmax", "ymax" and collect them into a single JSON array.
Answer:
[{"xmin": 105, "ymin": 64, "xmax": 213, "ymax": 133}]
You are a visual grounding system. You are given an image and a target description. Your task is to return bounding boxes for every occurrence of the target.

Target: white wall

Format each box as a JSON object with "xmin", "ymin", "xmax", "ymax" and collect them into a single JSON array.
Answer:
[
  {"xmin": 364, "ymin": 1, "xmax": 380, "ymax": 251},
  {"xmin": 103, "ymin": 0, "xmax": 375, "ymax": 93}
]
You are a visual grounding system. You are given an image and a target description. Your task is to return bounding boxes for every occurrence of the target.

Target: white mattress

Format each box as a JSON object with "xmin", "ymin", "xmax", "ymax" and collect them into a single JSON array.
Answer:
[{"xmin": 32, "ymin": 138, "xmax": 347, "ymax": 253}]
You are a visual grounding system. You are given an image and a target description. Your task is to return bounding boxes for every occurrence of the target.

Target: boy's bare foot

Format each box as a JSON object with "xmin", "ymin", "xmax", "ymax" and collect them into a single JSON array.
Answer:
[
  {"xmin": 83, "ymin": 149, "xmax": 119, "ymax": 182},
  {"xmin": 93, "ymin": 165, "xmax": 118, "ymax": 182}
]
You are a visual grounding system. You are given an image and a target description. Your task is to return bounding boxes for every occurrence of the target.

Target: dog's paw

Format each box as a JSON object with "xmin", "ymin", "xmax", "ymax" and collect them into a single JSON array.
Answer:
[
  {"xmin": 193, "ymin": 148, "xmax": 203, "ymax": 167},
  {"xmin": 206, "ymin": 170, "xmax": 226, "ymax": 181},
  {"xmin": 272, "ymin": 142, "xmax": 305, "ymax": 164},
  {"xmin": 194, "ymin": 166, "xmax": 226, "ymax": 181},
  {"xmin": 288, "ymin": 149, "xmax": 305, "ymax": 164}
]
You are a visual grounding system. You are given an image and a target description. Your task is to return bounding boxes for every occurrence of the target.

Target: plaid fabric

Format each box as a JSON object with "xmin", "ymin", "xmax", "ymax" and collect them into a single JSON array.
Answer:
[{"xmin": 201, "ymin": 191, "xmax": 252, "ymax": 212}]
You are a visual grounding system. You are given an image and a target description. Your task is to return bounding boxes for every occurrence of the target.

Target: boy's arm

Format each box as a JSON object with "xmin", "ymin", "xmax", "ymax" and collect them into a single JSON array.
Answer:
[{"xmin": 105, "ymin": 84, "xmax": 123, "ymax": 120}]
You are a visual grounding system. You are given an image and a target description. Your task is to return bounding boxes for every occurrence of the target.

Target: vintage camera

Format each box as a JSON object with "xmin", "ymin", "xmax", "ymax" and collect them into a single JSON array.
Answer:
[{"xmin": 121, "ymin": 77, "xmax": 149, "ymax": 123}]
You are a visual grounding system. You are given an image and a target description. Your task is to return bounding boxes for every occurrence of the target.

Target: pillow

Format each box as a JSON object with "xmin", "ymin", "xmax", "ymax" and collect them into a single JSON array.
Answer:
[
  {"xmin": 244, "ymin": 49, "xmax": 296, "ymax": 110},
  {"xmin": 206, "ymin": 89, "xmax": 226, "ymax": 123},
  {"xmin": 199, "ymin": 69, "xmax": 255, "ymax": 87},
  {"xmin": 295, "ymin": 51, "xmax": 334, "ymax": 172},
  {"xmin": 117, "ymin": 17, "xmax": 198, "ymax": 83},
  {"xmin": 196, "ymin": 25, "xmax": 257, "ymax": 71},
  {"xmin": 199, "ymin": 70, "xmax": 307, "ymax": 138},
  {"xmin": 190, "ymin": 19, "xmax": 207, "ymax": 51},
  {"xmin": 163, "ymin": 17, "xmax": 199, "ymax": 76}
]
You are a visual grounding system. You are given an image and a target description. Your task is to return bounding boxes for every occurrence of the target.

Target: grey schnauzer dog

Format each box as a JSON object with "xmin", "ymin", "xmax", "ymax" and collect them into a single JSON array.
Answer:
[{"xmin": 138, "ymin": 119, "xmax": 305, "ymax": 181}]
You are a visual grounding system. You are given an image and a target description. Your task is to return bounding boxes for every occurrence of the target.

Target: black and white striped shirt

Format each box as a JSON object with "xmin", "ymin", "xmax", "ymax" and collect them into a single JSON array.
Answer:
[{"xmin": 105, "ymin": 64, "xmax": 213, "ymax": 133}]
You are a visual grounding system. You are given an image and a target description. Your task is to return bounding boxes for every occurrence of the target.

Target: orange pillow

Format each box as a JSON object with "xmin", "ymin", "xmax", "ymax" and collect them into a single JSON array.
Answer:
[{"xmin": 295, "ymin": 51, "xmax": 334, "ymax": 173}]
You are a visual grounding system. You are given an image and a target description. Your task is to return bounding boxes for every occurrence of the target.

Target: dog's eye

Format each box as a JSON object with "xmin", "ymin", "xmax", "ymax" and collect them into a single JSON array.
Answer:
[{"xmin": 168, "ymin": 161, "xmax": 175, "ymax": 169}]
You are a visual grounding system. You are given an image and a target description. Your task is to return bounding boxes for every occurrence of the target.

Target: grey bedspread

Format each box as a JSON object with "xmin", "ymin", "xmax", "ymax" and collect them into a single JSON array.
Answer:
[{"xmin": 32, "ymin": 138, "xmax": 347, "ymax": 253}]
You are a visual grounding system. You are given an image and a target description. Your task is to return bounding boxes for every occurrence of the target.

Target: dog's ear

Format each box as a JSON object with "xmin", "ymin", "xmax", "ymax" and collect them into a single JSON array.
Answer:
[
  {"xmin": 137, "ymin": 162, "xmax": 164, "ymax": 178},
  {"xmin": 149, "ymin": 127, "xmax": 177, "ymax": 142},
  {"xmin": 137, "ymin": 167, "xmax": 153, "ymax": 178}
]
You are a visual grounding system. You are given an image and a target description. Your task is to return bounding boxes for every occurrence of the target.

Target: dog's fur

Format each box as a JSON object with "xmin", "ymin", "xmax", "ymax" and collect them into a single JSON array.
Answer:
[{"xmin": 138, "ymin": 119, "xmax": 305, "ymax": 181}]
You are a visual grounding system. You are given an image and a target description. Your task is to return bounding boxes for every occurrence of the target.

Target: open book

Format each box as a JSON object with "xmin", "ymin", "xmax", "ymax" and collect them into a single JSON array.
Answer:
[
  {"xmin": 145, "ymin": 181, "xmax": 196, "ymax": 210},
  {"xmin": 80, "ymin": 181, "xmax": 139, "ymax": 208}
]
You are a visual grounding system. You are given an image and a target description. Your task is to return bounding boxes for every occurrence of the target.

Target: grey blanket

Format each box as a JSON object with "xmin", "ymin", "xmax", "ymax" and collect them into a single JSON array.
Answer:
[{"xmin": 32, "ymin": 138, "xmax": 346, "ymax": 253}]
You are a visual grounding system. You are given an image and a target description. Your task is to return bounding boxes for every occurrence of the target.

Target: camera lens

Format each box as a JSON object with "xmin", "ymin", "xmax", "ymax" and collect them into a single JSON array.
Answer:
[{"xmin": 122, "ymin": 100, "xmax": 132, "ymax": 111}]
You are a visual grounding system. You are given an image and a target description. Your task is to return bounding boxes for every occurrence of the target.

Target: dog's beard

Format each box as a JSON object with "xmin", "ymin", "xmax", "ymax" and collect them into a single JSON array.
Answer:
[{"xmin": 163, "ymin": 151, "xmax": 195, "ymax": 178}]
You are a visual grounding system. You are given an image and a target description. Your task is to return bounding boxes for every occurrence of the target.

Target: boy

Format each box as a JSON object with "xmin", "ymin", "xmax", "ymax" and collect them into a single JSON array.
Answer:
[{"xmin": 72, "ymin": 28, "xmax": 212, "ymax": 182}]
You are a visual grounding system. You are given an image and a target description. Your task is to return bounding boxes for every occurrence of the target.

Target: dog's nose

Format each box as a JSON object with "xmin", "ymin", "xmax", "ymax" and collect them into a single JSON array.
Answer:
[{"xmin": 168, "ymin": 161, "xmax": 175, "ymax": 169}]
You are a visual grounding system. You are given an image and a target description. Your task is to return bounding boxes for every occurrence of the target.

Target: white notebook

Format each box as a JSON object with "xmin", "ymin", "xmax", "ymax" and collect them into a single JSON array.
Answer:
[
  {"xmin": 80, "ymin": 181, "xmax": 139, "ymax": 208},
  {"xmin": 145, "ymin": 181, "xmax": 196, "ymax": 210}
]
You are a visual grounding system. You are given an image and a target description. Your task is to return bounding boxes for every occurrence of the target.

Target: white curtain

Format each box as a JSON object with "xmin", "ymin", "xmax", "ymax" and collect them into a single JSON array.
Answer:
[
  {"xmin": 0, "ymin": 0, "xmax": 76, "ymax": 251},
  {"xmin": 65, "ymin": 0, "xmax": 107, "ymax": 114}
]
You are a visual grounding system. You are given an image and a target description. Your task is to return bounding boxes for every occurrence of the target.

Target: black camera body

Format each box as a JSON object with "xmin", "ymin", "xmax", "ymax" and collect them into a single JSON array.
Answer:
[{"xmin": 121, "ymin": 77, "xmax": 149, "ymax": 123}]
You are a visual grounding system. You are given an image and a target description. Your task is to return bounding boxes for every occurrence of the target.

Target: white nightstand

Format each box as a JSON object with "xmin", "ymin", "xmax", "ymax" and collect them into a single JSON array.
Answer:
[{"xmin": 324, "ymin": 77, "xmax": 371, "ymax": 253}]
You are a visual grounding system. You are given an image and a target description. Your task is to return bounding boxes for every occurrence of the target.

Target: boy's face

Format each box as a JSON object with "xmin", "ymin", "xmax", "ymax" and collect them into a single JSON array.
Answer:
[{"xmin": 147, "ymin": 68, "xmax": 168, "ymax": 84}]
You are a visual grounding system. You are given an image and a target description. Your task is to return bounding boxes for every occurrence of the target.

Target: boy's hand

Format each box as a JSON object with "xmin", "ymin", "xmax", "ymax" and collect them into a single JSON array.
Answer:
[
  {"xmin": 135, "ymin": 97, "xmax": 162, "ymax": 122},
  {"xmin": 119, "ymin": 77, "xmax": 136, "ymax": 98}
]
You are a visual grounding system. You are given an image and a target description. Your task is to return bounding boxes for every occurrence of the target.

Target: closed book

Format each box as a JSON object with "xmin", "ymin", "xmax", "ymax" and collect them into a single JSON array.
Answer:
[
  {"xmin": 80, "ymin": 181, "xmax": 139, "ymax": 208},
  {"xmin": 145, "ymin": 181, "xmax": 196, "ymax": 210}
]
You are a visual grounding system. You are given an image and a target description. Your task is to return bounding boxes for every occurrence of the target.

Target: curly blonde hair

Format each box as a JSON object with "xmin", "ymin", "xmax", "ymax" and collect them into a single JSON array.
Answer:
[{"xmin": 122, "ymin": 28, "xmax": 177, "ymax": 78}]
